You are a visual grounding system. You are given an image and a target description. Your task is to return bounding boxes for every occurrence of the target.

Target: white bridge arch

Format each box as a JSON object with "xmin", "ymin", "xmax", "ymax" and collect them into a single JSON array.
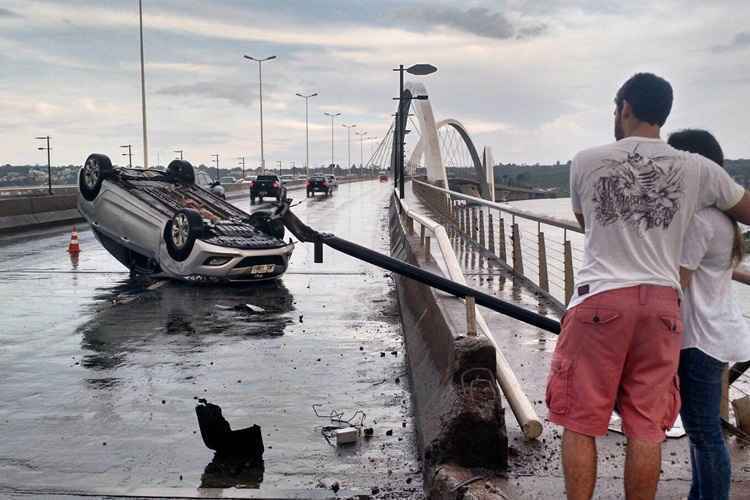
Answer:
[{"xmin": 402, "ymin": 82, "xmax": 494, "ymax": 200}]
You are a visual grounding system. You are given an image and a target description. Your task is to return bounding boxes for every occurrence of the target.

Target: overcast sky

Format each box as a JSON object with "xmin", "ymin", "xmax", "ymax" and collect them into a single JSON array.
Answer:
[{"xmin": 1, "ymin": 0, "xmax": 748, "ymax": 168}]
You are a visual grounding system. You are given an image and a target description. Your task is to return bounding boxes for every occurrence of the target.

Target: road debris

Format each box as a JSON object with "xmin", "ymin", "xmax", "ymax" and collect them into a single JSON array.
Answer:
[
  {"xmin": 195, "ymin": 399, "xmax": 264, "ymax": 459},
  {"xmin": 313, "ymin": 404, "xmax": 368, "ymax": 447}
]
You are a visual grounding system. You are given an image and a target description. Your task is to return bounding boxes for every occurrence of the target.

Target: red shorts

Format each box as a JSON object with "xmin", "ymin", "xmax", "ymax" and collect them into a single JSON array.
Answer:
[{"xmin": 546, "ymin": 285, "xmax": 683, "ymax": 443}]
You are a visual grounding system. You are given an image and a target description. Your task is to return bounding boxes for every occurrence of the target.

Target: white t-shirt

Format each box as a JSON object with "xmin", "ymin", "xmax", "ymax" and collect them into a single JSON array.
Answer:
[
  {"xmin": 569, "ymin": 136, "xmax": 745, "ymax": 309},
  {"xmin": 680, "ymin": 208, "xmax": 750, "ymax": 362}
]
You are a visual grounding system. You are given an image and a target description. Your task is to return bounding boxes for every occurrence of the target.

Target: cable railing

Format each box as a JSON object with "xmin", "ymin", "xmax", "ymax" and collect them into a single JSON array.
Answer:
[
  {"xmin": 412, "ymin": 178, "xmax": 581, "ymax": 310},
  {"xmin": 411, "ymin": 177, "xmax": 750, "ymax": 423}
]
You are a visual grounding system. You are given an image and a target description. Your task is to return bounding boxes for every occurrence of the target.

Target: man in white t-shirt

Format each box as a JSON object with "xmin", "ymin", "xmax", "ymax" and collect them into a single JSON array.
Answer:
[{"xmin": 545, "ymin": 73, "xmax": 750, "ymax": 500}]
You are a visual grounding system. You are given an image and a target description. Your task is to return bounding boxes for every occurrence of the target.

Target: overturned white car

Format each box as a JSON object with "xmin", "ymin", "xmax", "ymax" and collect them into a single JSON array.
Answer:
[{"xmin": 78, "ymin": 154, "xmax": 293, "ymax": 283}]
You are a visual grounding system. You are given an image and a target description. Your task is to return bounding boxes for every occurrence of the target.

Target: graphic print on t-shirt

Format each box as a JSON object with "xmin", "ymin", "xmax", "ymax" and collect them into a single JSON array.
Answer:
[{"xmin": 592, "ymin": 147, "xmax": 684, "ymax": 236}]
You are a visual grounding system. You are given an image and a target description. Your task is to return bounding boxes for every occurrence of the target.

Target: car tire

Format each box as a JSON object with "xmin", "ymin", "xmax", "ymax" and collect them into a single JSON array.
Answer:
[
  {"xmin": 79, "ymin": 153, "xmax": 113, "ymax": 202},
  {"xmin": 164, "ymin": 208, "xmax": 204, "ymax": 262},
  {"xmin": 250, "ymin": 196, "xmax": 256, "ymax": 205},
  {"xmin": 247, "ymin": 210, "xmax": 285, "ymax": 240},
  {"xmin": 306, "ymin": 191, "xmax": 311, "ymax": 198},
  {"xmin": 167, "ymin": 160, "xmax": 195, "ymax": 184}
]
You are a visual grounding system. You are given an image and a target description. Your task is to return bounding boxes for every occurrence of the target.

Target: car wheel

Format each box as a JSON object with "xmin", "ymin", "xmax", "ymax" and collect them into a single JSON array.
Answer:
[
  {"xmin": 250, "ymin": 196, "xmax": 256, "ymax": 205},
  {"xmin": 167, "ymin": 160, "xmax": 195, "ymax": 184},
  {"xmin": 79, "ymin": 154, "xmax": 113, "ymax": 202},
  {"xmin": 164, "ymin": 208, "xmax": 204, "ymax": 262}
]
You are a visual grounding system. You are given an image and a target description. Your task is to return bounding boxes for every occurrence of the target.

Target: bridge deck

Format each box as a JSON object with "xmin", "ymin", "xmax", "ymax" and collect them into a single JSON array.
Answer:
[
  {"xmin": 0, "ymin": 181, "xmax": 420, "ymax": 498},
  {"xmin": 403, "ymin": 183, "xmax": 750, "ymax": 499}
]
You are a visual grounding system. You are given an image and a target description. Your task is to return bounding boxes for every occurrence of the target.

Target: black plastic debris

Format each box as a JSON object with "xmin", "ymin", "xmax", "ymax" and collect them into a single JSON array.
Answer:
[{"xmin": 195, "ymin": 399, "xmax": 264, "ymax": 459}]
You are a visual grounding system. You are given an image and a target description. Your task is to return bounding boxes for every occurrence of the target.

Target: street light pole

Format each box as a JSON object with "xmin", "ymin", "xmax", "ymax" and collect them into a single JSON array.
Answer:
[
  {"xmin": 393, "ymin": 63, "xmax": 438, "ymax": 198},
  {"xmin": 296, "ymin": 92, "xmax": 318, "ymax": 178},
  {"xmin": 342, "ymin": 124, "xmax": 356, "ymax": 172},
  {"xmin": 244, "ymin": 55, "xmax": 276, "ymax": 174},
  {"xmin": 355, "ymin": 130, "xmax": 367, "ymax": 173},
  {"xmin": 211, "ymin": 154, "xmax": 219, "ymax": 181},
  {"xmin": 138, "ymin": 0, "xmax": 149, "ymax": 169},
  {"xmin": 276, "ymin": 160, "xmax": 282, "ymax": 176},
  {"xmin": 174, "ymin": 149, "xmax": 183, "ymax": 160},
  {"xmin": 120, "ymin": 144, "xmax": 133, "ymax": 168},
  {"xmin": 324, "ymin": 112, "xmax": 341, "ymax": 174},
  {"xmin": 35, "ymin": 136, "xmax": 52, "ymax": 194},
  {"xmin": 237, "ymin": 156, "xmax": 246, "ymax": 179}
]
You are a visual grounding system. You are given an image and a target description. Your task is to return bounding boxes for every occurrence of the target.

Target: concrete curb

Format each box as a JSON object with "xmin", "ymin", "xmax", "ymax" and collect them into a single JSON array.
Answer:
[{"xmin": 389, "ymin": 199, "xmax": 509, "ymax": 499}]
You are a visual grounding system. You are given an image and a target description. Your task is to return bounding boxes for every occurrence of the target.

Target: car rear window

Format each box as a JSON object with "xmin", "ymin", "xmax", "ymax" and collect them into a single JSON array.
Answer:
[{"xmin": 257, "ymin": 176, "xmax": 278, "ymax": 181}]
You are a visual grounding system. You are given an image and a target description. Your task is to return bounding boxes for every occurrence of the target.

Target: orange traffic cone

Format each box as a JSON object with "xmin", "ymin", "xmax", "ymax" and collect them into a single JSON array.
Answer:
[{"xmin": 68, "ymin": 226, "xmax": 80, "ymax": 254}]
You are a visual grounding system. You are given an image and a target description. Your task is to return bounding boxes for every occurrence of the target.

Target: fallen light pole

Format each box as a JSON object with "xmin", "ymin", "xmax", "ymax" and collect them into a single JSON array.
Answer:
[{"xmin": 279, "ymin": 204, "xmax": 561, "ymax": 335}]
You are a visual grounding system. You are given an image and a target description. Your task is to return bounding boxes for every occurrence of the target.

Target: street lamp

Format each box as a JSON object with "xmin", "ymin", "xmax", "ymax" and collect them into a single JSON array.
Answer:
[
  {"xmin": 236, "ymin": 156, "xmax": 246, "ymax": 179},
  {"xmin": 121, "ymin": 144, "xmax": 133, "ymax": 168},
  {"xmin": 34, "ymin": 136, "xmax": 52, "ymax": 194},
  {"xmin": 138, "ymin": 0, "xmax": 149, "ymax": 169},
  {"xmin": 342, "ymin": 123, "xmax": 356, "ymax": 172},
  {"xmin": 355, "ymin": 130, "xmax": 368, "ymax": 174},
  {"xmin": 324, "ymin": 112, "xmax": 341, "ymax": 174},
  {"xmin": 394, "ymin": 63, "xmax": 437, "ymax": 198},
  {"xmin": 174, "ymin": 149, "xmax": 183, "ymax": 160},
  {"xmin": 211, "ymin": 153, "xmax": 219, "ymax": 181},
  {"xmin": 244, "ymin": 55, "xmax": 276, "ymax": 174},
  {"xmin": 296, "ymin": 92, "xmax": 318, "ymax": 178},
  {"xmin": 276, "ymin": 160, "xmax": 282, "ymax": 176}
]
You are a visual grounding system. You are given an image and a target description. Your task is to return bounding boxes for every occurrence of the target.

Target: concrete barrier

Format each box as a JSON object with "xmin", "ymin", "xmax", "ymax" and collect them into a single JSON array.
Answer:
[{"xmin": 389, "ymin": 198, "xmax": 509, "ymax": 498}]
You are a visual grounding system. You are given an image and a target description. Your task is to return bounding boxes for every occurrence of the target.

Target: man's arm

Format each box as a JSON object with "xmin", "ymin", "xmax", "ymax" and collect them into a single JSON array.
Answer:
[
  {"xmin": 574, "ymin": 212, "xmax": 585, "ymax": 231},
  {"xmin": 724, "ymin": 191, "xmax": 750, "ymax": 225},
  {"xmin": 679, "ymin": 267, "xmax": 693, "ymax": 290},
  {"xmin": 732, "ymin": 268, "xmax": 750, "ymax": 285}
]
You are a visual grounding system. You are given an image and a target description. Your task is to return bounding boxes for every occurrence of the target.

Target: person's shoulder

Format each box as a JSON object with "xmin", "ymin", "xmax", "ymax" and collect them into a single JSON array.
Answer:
[{"xmin": 572, "ymin": 142, "xmax": 618, "ymax": 167}]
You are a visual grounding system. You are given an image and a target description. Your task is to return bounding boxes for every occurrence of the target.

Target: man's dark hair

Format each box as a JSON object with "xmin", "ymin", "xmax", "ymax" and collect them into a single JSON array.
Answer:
[
  {"xmin": 614, "ymin": 73, "xmax": 673, "ymax": 126},
  {"xmin": 667, "ymin": 129, "xmax": 724, "ymax": 166}
]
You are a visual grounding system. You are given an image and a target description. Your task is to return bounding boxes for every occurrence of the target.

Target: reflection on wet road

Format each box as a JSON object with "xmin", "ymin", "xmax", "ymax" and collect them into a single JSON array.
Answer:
[{"xmin": 0, "ymin": 181, "xmax": 420, "ymax": 497}]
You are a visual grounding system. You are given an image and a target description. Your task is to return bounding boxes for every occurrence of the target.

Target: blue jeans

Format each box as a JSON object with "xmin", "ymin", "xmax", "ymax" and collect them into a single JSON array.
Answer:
[{"xmin": 679, "ymin": 348, "xmax": 730, "ymax": 500}]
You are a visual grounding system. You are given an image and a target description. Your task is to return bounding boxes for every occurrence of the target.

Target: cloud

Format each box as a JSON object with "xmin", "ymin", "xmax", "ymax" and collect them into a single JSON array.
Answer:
[
  {"xmin": 0, "ymin": 7, "xmax": 21, "ymax": 17},
  {"xmin": 155, "ymin": 81, "xmax": 257, "ymax": 106},
  {"xmin": 712, "ymin": 31, "xmax": 750, "ymax": 52},
  {"xmin": 392, "ymin": 6, "xmax": 517, "ymax": 39}
]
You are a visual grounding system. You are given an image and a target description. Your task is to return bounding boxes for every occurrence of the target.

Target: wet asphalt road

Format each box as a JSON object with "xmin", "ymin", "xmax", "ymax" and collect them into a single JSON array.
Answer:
[{"xmin": 0, "ymin": 180, "xmax": 421, "ymax": 498}]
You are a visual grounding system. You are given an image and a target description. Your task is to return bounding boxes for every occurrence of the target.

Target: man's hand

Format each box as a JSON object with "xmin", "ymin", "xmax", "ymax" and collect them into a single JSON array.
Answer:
[
  {"xmin": 725, "ymin": 191, "xmax": 750, "ymax": 225},
  {"xmin": 679, "ymin": 267, "xmax": 693, "ymax": 290}
]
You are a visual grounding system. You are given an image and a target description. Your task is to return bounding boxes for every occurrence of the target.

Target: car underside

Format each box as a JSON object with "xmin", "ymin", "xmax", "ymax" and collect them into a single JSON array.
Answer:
[{"xmin": 77, "ymin": 154, "xmax": 294, "ymax": 283}]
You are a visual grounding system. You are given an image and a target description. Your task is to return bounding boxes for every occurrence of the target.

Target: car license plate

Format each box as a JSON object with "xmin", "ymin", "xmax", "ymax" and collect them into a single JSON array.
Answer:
[
  {"xmin": 250, "ymin": 264, "xmax": 275, "ymax": 274},
  {"xmin": 259, "ymin": 191, "xmax": 267, "ymax": 196}
]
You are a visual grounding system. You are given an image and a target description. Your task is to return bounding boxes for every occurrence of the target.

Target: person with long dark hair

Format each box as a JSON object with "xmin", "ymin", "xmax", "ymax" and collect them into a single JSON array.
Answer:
[{"xmin": 668, "ymin": 129, "xmax": 750, "ymax": 500}]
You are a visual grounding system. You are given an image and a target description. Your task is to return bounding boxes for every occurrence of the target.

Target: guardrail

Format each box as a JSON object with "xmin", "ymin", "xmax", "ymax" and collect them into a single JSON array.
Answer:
[
  {"xmin": 393, "ymin": 190, "xmax": 543, "ymax": 439},
  {"xmin": 413, "ymin": 178, "xmax": 581, "ymax": 310},
  {"xmin": 411, "ymin": 178, "xmax": 750, "ymax": 422}
]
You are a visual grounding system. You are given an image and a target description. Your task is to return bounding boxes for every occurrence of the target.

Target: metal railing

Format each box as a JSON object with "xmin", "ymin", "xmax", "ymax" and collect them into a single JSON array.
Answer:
[
  {"xmin": 413, "ymin": 178, "xmax": 581, "ymax": 310},
  {"xmin": 393, "ymin": 190, "xmax": 543, "ymax": 439},
  {"xmin": 411, "ymin": 178, "xmax": 750, "ymax": 425}
]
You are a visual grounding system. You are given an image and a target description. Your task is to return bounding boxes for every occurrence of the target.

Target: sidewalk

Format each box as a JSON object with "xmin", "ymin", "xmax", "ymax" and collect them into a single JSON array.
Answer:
[{"xmin": 404, "ymin": 186, "xmax": 750, "ymax": 499}]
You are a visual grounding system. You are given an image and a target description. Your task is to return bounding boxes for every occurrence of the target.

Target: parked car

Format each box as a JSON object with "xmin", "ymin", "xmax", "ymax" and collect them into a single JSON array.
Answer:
[
  {"xmin": 279, "ymin": 175, "xmax": 295, "ymax": 184},
  {"xmin": 250, "ymin": 175, "xmax": 285, "ymax": 205},
  {"xmin": 306, "ymin": 176, "xmax": 332, "ymax": 198},
  {"xmin": 220, "ymin": 176, "xmax": 237, "ymax": 185},
  {"xmin": 196, "ymin": 171, "xmax": 226, "ymax": 199},
  {"xmin": 77, "ymin": 154, "xmax": 293, "ymax": 283},
  {"xmin": 325, "ymin": 175, "xmax": 338, "ymax": 189}
]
